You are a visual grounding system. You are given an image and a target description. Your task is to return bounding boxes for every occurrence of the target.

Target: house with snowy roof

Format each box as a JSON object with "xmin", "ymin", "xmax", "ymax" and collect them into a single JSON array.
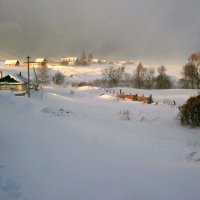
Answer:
[
  {"xmin": 91, "ymin": 59, "xmax": 100, "ymax": 64},
  {"xmin": 5, "ymin": 60, "xmax": 20, "ymax": 67},
  {"xmin": 0, "ymin": 72, "xmax": 28, "ymax": 92},
  {"xmin": 35, "ymin": 58, "xmax": 47, "ymax": 67},
  {"xmin": 61, "ymin": 57, "xmax": 79, "ymax": 66}
]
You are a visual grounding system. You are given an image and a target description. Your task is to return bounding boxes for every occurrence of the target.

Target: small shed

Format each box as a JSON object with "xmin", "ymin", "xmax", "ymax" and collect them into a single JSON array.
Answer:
[
  {"xmin": 0, "ymin": 73, "xmax": 28, "ymax": 92},
  {"xmin": 5, "ymin": 60, "xmax": 20, "ymax": 67}
]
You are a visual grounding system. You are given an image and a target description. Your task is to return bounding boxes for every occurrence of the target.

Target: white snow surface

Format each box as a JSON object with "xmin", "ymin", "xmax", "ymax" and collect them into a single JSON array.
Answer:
[{"xmin": 0, "ymin": 65, "xmax": 200, "ymax": 200}]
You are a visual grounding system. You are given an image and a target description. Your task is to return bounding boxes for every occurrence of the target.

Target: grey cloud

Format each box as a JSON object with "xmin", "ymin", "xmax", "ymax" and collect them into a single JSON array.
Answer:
[{"xmin": 0, "ymin": 0, "xmax": 200, "ymax": 65}]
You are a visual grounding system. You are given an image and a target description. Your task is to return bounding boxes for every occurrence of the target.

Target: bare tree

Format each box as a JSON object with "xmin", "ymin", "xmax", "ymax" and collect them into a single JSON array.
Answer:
[
  {"xmin": 88, "ymin": 53, "xmax": 93, "ymax": 64},
  {"xmin": 181, "ymin": 52, "xmax": 200, "ymax": 89},
  {"xmin": 122, "ymin": 72, "xmax": 132, "ymax": 87},
  {"xmin": 133, "ymin": 63, "xmax": 147, "ymax": 88},
  {"xmin": 143, "ymin": 67, "xmax": 155, "ymax": 89},
  {"xmin": 155, "ymin": 66, "xmax": 172, "ymax": 89},
  {"xmin": 37, "ymin": 63, "xmax": 49, "ymax": 87},
  {"xmin": 179, "ymin": 53, "xmax": 200, "ymax": 89},
  {"xmin": 102, "ymin": 66, "xmax": 125, "ymax": 87},
  {"xmin": 37, "ymin": 63, "xmax": 49, "ymax": 99},
  {"xmin": 181, "ymin": 62, "xmax": 198, "ymax": 89},
  {"xmin": 80, "ymin": 51, "xmax": 87, "ymax": 65}
]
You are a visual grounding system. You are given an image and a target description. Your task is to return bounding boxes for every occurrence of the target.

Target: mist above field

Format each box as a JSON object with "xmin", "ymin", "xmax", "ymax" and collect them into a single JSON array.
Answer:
[{"xmin": 0, "ymin": 0, "xmax": 200, "ymax": 65}]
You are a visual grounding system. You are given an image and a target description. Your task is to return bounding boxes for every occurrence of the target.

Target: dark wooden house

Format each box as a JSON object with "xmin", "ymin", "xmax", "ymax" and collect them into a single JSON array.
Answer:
[{"xmin": 0, "ymin": 73, "xmax": 28, "ymax": 92}]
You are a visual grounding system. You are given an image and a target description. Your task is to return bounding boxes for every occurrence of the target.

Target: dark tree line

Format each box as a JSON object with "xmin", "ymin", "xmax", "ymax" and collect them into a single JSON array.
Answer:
[
  {"xmin": 102, "ymin": 52, "xmax": 200, "ymax": 90},
  {"xmin": 154, "ymin": 66, "xmax": 172, "ymax": 89},
  {"xmin": 79, "ymin": 51, "xmax": 93, "ymax": 65},
  {"xmin": 101, "ymin": 63, "xmax": 173, "ymax": 89}
]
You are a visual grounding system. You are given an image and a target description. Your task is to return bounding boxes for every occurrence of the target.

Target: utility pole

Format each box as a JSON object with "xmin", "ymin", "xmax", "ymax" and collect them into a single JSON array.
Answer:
[{"xmin": 27, "ymin": 56, "xmax": 30, "ymax": 98}]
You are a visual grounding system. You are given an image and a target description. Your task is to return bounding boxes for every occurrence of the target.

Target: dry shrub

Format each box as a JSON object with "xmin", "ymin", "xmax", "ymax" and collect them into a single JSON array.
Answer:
[
  {"xmin": 118, "ymin": 110, "xmax": 130, "ymax": 121},
  {"xmin": 53, "ymin": 72, "xmax": 65, "ymax": 85},
  {"xmin": 179, "ymin": 95, "xmax": 200, "ymax": 127}
]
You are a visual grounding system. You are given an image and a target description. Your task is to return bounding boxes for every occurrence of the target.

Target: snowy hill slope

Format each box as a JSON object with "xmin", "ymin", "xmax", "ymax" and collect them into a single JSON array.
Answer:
[
  {"xmin": 0, "ymin": 62, "xmax": 182, "ymax": 83},
  {"xmin": 0, "ymin": 86, "xmax": 200, "ymax": 200}
]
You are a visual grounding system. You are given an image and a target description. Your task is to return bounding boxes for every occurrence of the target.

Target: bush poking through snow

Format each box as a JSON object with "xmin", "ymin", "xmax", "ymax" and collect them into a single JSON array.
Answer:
[
  {"xmin": 53, "ymin": 72, "xmax": 65, "ymax": 85},
  {"xmin": 70, "ymin": 90, "xmax": 74, "ymax": 95},
  {"xmin": 41, "ymin": 107, "xmax": 72, "ymax": 117},
  {"xmin": 117, "ymin": 110, "xmax": 130, "ymax": 121},
  {"xmin": 185, "ymin": 151, "xmax": 200, "ymax": 163},
  {"xmin": 163, "ymin": 99, "xmax": 176, "ymax": 108},
  {"xmin": 179, "ymin": 95, "xmax": 200, "ymax": 127}
]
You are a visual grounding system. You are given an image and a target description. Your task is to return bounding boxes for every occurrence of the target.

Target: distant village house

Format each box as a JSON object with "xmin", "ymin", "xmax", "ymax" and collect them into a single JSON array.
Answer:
[
  {"xmin": 61, "ymin": 57, "xmax": 78, "ymax": 66},
  {"xmin": 23, "ymin": 58, "xmax": 47, "ymax": 68},
  {"xmin": 99, "ymin": 59, "xmax": 108, "ymax": 64},
  {"xmin": 5, "ymin": 60, "xmax": 20, "ymax": 67},
  {"xmin": 91, "ymin": 59, "xmax": 100, "ymax": 64},
  {"xmin": 35, "ymin": 58, "xmax": 47, "ymax": 67}
]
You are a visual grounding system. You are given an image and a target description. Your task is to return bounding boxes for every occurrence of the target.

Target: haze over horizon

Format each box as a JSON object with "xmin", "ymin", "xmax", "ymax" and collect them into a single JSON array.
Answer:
[{"xmin": 0, "ymin": 0, "xmax": 200, "ymax": 66}]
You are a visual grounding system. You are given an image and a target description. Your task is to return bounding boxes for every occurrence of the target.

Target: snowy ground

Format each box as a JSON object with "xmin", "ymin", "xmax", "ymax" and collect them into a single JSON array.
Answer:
[{"xmin": 0, "ymin": 65, "xmax": 200, "ymax": 200}]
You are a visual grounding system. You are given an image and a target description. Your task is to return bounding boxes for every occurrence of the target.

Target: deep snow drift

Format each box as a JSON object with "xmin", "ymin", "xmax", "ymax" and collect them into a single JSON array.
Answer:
[
  {"xmin": 0, "ymin": 64, "xmax": 200, "ymax": 200},
  {"xmin": 0, "ymin": 86, "xmax": 200, "ymax": 200}
]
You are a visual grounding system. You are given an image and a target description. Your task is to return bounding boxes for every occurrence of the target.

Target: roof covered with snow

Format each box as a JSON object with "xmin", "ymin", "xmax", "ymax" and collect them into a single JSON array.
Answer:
[
  {"xmin": 91, "ymin": 59, "xmax": 99, "ymax": 63},
  {"xmin": 0, "ymin": 73, "xmax": 28, "ymax": 84},
  {"xmin": 61, "ymin": 57, "xmax": 78, "ymax": 62},
  {"xmin": 35, "ymin": 58, "xmax": 46, "ymax": 63},
  {"xmin": 5, "ymin": 60, "xmax": 19, "ymax": 65}
]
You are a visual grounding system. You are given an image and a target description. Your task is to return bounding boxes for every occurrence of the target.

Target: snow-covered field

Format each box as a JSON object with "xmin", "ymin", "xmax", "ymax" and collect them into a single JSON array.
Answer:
[{"xmin": 0, "ymin": 65, "xmax": 200, "ymax": 200}]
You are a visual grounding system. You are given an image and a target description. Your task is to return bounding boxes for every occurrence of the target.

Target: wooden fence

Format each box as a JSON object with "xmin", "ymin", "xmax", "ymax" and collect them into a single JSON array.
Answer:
[{"xmin": 118, "ymin": 92, "xmax": 153, "ymax": 104}]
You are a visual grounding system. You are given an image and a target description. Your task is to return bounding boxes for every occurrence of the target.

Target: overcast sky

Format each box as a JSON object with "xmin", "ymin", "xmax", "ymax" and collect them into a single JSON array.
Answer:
[{"xmin": 0, "ymin": 0, "xmax": 200, "ymax": 65}]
